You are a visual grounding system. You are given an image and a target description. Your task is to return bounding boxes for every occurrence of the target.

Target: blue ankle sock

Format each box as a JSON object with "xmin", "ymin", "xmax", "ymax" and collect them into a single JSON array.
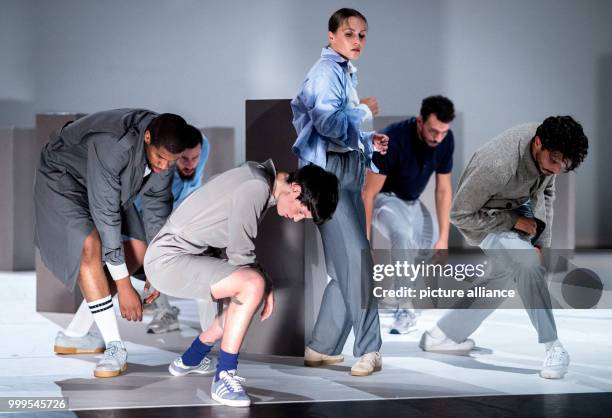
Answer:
[
  {"xmin": 215, "ymin": 349, "xmax": 239, "ymax": 381},
  {"xmin": 181, "ymin": 337, "xmax": 213, "ymax": 366}
]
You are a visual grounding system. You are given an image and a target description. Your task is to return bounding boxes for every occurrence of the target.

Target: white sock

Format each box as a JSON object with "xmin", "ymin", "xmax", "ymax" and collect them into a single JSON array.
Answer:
[
  {"xmin": 429, "ymin": 325, "xmax": 447, "ymax": 340},
  {"xmin": 88, "ymin": 295, "xmax": 121, "ymax": 346},
  {"xmin": 545, "ymin": 339, "xmax": 560, "ymax": 351},
  {"xmin": 64, "ymin": 300, "xmax": 94, "ymax": 337},
  {"xmin": 155, "ymin": 293, "xmax": 172, "ymax": 310}
]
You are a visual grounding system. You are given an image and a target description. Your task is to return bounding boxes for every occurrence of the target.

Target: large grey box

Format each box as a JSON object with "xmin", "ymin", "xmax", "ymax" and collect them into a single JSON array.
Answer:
[
  {"xmin": 0, "ymin": 127, "xmax": 37, "ymax": 270},
  {"xmin": 244, "ymin": 99, "xmax": 309, "ymax": 356}
]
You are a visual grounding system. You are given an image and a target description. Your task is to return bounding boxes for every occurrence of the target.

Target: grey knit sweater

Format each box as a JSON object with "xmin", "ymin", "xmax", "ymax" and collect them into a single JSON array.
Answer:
[{"xmin": 450, "ymin": 123, "xmax": 555, "ymax": 247}]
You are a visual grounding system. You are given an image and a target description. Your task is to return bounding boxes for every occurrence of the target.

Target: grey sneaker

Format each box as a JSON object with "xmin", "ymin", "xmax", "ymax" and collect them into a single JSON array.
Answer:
[
  {"xmin": 54, "ymin": 331, "xmax": 105, "ymax": 354},
  {"xmin": 147, "ymin": 306, "xmax": 180, "ymax": 334},
  {"xmin": 304, "ymin": 346, "xmax": 344, "ymax": 367},
  {"xmin": 389, "ymin": 308, "xmax": 417, "ymax": 335},
  {"xmin": 143, "ymin": 299, "xmax": 157, "ymax": 314},
  {"xmin": 211, "ymin": 370, "xmax": 251, "ymax": 407},
  {"xmin": 169, "ymin": 356, "xmax": 214, "ymax": 377},
  {"xmin": 94, "ymin": 341, "xmax": 128, "ymax": 378}
]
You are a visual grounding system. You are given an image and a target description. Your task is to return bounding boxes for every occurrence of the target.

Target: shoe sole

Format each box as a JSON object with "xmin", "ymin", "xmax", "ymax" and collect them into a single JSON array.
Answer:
[
  {"xmin": 540, "ymin": 370, "xmax": 567, "ymax": 379},
  {"xmin": 420, "ymin": 347, "xmax": 473, "ymax": 355},
  {"xmin": 168, "ymin": 366, "xmax": 215, "ymax": 377},
  {"xmin": 54, "ymin": 345, "xmax": 105, "ymax": 355},
  {"xmin": 211, "ymin": 392, "xmax": 251, "ymax": 407},
  {"xmin": 350, "ymin": 365, "xmax": 382, "ymax": 377},
  {"xmin": 389, "ymin": 328, "xmax": 417, "ymax": 335},
  {"xmin": 304, "ymin": 357, "xmax": 344, "ymax": 367},
  {"xmin": 94, "ymin": 363, "xmax": 128, "ymax": 378},
  {"xmin": 147, "ymin": 324, "xmax": 181, "ymax": 334}
]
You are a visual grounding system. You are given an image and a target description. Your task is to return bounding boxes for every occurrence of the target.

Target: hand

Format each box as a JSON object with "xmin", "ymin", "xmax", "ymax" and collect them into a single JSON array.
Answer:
[
  {"xmin": 260, "ymin": 290, "xmax": 275, "ymax": 322},
  {"xmin": 372, "ymin": 133, "xmax": 389, "ymax": 155},
  {"xmin": 514, "ymin": 217, "xmax": 537, "ymax": 236},
  {"xmin": 116, "ymin": 278, "xmax": 143, "ymax": 321},
  {"xmin": 360, "ymin": 97, "xmax": 379, "ymax": 115},
  {"xmin": 534, "ymin": 246, "xmax": 543, "ymax": 264},
  {"xmin": 432, "ymin": 239, "xmax": 449, "ymax": 264},
  {"xmin": 143, "ymin": 279, "xmax": 160, "ymax": 305}
]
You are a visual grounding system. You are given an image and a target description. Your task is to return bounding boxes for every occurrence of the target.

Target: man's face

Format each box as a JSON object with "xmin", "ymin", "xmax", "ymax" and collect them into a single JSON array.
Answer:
[
  {"xmin": 276, "ymin": 184, "xmax": 313, "ymax": 222},
  {"xmin": 144, "ymin": 131, "xmax": 181, "ymax": 174},
  {"xmin": 328, "ymin": 17, "xmax": 367, "ymax": 61},
  {"xmin": 533, "ymin": 136, "xmax": 569, "ymax": 175},
  {"xmin": 417, "ymin": 114, "xmax": 451, "ymax": 147},
  {"xmin": 176, "ymin": 143, "xmax": 202, "ymax": 180}
]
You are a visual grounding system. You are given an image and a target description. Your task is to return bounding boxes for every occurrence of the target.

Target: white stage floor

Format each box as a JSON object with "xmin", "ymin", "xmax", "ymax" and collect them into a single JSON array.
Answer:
[{"xmin": 1, "ymin": 271, "xmax": 611, "ymax": 412}]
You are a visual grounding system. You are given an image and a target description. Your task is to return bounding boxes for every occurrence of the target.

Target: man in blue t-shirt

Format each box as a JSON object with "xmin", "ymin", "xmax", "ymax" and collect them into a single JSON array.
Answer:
[
  {"xmin": 362, "ymin": 95, "xmax": 455, "ymax": 334},
  {"xmin": 144, "ymin": 125, "xmax": 210, "ymax": 333}
]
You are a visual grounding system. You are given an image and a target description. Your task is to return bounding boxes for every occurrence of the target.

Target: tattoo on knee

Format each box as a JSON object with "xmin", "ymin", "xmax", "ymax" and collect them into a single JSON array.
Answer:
[{"xmin": 230, "ymin": 296, "xmax": 243, "ymax": 305}]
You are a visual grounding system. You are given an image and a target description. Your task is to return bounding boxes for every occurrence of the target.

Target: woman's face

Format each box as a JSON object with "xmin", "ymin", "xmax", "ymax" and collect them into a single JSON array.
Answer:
[{"xmin": 328, "ymin": 17, "xmax": 367, "ymax": 61}]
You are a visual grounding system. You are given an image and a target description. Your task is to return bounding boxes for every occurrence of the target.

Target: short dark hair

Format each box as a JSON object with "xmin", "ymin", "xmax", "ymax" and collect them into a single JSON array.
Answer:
[
  {"xmin": 420, "ymin": 95, "xmax": 455, "ymax": 123},
  {"xmin": 536, "ymin": 116, "xmax": 588, "ymax": 171},
  {"xmin": 146, "ymin": 113, "xmax": 189, "ymax": 154},
  {"xmin": 287, "ymin": 165, "xmax": 339, "ymax": 225},
  {"xmin": 183, "ymin": 124, "xmax": 203, "ymax": 150},
  {"xmin": 328, "ymin": 8, "xmax": 368, "ymax": 33}
]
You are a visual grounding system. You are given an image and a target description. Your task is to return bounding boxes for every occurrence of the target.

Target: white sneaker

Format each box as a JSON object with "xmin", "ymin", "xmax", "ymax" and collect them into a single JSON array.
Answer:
[
  {"xmin": 350, "ymin": 352, "xmax": 382, "ymax": 376},
  {"xmin": 540, "ymin": 342, "xmax": 570, "ymax": 379},
  {"xmin": 419, "ymin": 331, "xmax": 475, "ymax": 354},
  {"xmin": 389, "ymin": 308, "xmax": 417, "ymax": 334}
]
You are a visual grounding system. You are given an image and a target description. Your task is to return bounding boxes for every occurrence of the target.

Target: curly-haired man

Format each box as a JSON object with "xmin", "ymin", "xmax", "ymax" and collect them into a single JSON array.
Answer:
[{"xmin": 419, "ymin": 116, "xmax": 588, "ymax": 380}]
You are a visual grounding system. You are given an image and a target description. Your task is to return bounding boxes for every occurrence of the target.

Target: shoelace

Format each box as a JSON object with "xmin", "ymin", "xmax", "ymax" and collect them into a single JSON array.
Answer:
[
  {"xmin": 103, "ymin": 344, "xmax": 122, "ymax": 361},
  {"xmin": 222, "ymin": 372, "xmax": 246, "ymax": 392},
  {"xmin": 545, "ymin": 347, "xmax": 568, "ymax": 366},
  {"xmin": 359, "ymin": 354, "xmax": 378, "ymax": 367},
  {"xmin": 153, "ymin": 308, "xmax": 179, "ymax": 324}
]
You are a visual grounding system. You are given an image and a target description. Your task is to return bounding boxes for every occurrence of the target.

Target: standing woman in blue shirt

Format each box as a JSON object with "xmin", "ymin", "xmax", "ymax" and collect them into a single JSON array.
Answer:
[{"xmin": 291, "ymin": 8, "xmax": 389, "ymax": 376}]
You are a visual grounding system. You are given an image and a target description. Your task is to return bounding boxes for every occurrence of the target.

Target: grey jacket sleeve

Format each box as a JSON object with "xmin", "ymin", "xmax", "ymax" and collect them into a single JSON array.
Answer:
[
  {"xmin": 535, "ymin": 176, "xmax": 555, "ymax": 248},
  {"xmin": 226, "ymin": 179, "xmax": 270, "ymax": 267},
  {"xmin": 140, "ymin": 171, "xmax": 174, "ymax": 243},
  {"xmin": 450, "ymin": 159, "xmax": 519, "ymax": 239},
  {"xmin": 86, "ymin": 137, "xmax": 128, "ymax": 268}
]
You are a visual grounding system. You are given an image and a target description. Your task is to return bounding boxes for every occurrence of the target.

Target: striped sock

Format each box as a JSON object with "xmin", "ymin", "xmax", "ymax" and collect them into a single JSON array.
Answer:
[{"xmin": 88, "ymin": 295, "xmax": 121, "ymax": 346}]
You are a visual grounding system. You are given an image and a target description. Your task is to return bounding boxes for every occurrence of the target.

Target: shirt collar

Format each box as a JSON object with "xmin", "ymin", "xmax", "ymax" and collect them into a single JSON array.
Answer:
[
  {"xmin": 320, "ymin": 47, "xmax": 357, "ymax": 74},
  {"xmin": 261, "ymin": 159, "xmax": 278, "ymax": 206},
  {"xmin": 520, "ymin": 136, "xmax": 543, "ymax": 179}
]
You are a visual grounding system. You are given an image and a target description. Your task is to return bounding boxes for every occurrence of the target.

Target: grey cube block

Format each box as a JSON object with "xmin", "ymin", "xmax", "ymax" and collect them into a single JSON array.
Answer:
[{"xmin": 0, "ymin": 127, "xmax": 37, "ymax": 270}]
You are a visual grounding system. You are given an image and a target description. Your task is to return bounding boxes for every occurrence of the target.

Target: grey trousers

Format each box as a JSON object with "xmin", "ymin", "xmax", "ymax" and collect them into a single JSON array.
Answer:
[
  {"xmin": 373, "ymin": 193, "xmax": 438, "ymax": 250},
  {"xmin": 438, "ymin": 231, "xmax": 558, "ymax": 344},
  {"xmin": 308, "ymin": 151, "xmax": 382, "ymax": 357},
  {"xmin": 372, "ymin": 193, "xmax": 439, "ymax": 308}
]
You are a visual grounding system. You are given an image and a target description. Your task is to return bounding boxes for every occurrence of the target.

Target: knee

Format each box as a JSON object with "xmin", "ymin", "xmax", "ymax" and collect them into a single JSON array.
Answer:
[
  {"xmin": 81, "ymin": 233, "xmax": 101, "ymax": 265},
  {"xmin": 239, "ymin": 269, "xmax": 265, "ymax": 301}
]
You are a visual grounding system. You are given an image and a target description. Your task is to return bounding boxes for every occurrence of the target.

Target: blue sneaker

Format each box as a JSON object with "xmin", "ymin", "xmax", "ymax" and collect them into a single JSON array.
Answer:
[
  {"xmin": 211, "ymin": 370, "xmax": 251, "ymax": 407},
  {"xmin": 168, "ymin": 356, "xmax": 214, "ymax": 377}
]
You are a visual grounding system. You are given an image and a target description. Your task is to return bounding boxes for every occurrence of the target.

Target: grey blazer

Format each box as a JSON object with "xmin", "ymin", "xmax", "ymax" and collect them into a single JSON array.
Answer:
[{"xmin": 35, "ymin": 108, "xmax": 173, "ymax": 286}]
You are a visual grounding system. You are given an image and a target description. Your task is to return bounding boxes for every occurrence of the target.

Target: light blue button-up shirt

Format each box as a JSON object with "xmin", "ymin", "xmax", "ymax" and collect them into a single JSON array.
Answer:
[
  {"xmin": 171, "ymin": 135, "xmax": 210, "ymax": 207},
  {"xmin": 291, "ymin": 47, "xmax": 376, "ymax": 170},
  {"xmin": 134, "ymin": 135, "xmax": 209, "ymax": 213}
]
